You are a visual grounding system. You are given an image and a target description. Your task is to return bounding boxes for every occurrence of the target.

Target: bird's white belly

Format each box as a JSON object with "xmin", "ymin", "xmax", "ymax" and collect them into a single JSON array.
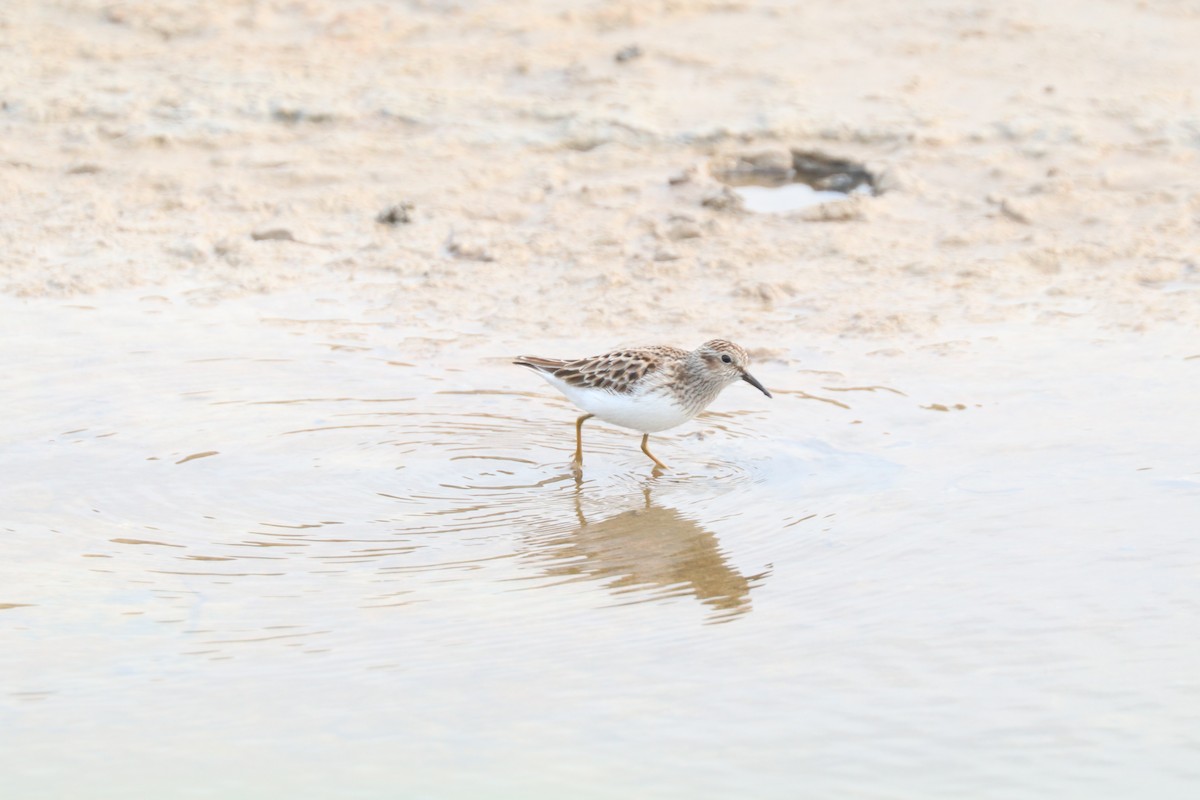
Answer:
[{"xmin": 544, "ymin": 376, "xmax": 692, "ymax": 433}]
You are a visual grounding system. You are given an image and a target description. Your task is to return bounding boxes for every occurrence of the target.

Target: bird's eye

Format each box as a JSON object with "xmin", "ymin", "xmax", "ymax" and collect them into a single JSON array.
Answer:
[{"xmin": 721, "ymin": 354, "xmax": 733, "ymax": 364}]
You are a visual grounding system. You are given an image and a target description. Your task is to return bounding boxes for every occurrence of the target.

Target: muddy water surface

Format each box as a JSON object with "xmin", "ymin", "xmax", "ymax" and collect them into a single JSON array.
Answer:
[{"xmin": 2, "ymin": 290, "xmax": 1198, "ymax": 799}]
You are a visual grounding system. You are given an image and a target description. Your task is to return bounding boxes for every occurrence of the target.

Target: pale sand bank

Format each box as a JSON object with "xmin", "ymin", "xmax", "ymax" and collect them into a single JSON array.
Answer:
[{"xmin": 2, "ymin": 0, "xmax": 1198, "ymax": 344}]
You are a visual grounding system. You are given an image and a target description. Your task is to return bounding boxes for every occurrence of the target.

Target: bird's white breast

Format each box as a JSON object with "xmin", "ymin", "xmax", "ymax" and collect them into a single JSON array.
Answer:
[{"xmin": 537, "ymin": 373, "xmax": 693, "ymax": 433}]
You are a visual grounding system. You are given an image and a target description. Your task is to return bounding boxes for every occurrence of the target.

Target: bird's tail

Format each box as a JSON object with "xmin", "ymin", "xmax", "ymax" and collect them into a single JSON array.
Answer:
[{"xmin": 513, "ymin": 356, "xmax": 567, "ymax": 372}]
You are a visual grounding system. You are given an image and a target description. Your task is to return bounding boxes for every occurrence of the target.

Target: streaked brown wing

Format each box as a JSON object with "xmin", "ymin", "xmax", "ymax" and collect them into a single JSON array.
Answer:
[{"xmin": 516, "ymin": 346, "xmax": 685, "ymax": 393}]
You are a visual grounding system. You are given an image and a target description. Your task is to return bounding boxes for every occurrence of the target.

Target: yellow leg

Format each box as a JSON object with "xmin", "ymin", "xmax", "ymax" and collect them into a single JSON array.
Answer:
[
  {"xmin": 574, "ymin": 414, "xmax": 594, "ymax": 464},
  {"xmin": 640, "ymin": 433, "xmax": 668, "ymax": 470}
]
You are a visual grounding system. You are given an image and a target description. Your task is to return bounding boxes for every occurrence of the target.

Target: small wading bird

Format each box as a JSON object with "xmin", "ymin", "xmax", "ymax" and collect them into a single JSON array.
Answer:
[{"xmin": 515, "ymin": 339, "xmax": 772, "ymax": 469}]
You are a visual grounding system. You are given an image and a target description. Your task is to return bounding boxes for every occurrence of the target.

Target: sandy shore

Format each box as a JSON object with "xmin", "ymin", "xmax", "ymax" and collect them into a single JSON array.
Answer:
[{"xmin": 4, "ymin": 0, "xmax": 1198, "ymax": 345}]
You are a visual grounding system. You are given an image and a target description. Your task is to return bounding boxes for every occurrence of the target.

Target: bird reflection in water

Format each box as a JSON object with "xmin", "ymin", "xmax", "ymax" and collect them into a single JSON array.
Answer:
[{"xmin": 529, "ymin": 480, "xmax": 768, "ymax": 623}]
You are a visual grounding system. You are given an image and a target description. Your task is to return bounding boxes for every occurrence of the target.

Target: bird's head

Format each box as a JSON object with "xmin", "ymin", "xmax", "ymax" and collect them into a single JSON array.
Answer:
[{"xmin": 696, "ymin": 339, "xmax": 772, "ymax": 398}]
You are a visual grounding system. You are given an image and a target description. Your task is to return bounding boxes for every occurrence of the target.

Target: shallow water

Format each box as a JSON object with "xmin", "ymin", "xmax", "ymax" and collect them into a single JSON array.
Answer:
[
  {"xmin": 733, "ymin": 182, "xmax": 865, "ymax": 213},
  {"xmin": 2, "ymin": 290, "xmax": 1199, "ymax": 798}
]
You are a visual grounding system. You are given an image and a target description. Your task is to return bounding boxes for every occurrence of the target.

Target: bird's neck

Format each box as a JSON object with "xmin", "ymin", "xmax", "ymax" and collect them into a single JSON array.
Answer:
[{"xmin": 675, "ymin": 353, "xmax": 726, "ymax": 412}]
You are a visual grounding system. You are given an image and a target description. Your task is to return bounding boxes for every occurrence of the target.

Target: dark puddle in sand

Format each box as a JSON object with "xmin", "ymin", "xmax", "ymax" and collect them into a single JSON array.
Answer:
[
  {"xmin": 2, "ymin": 289, "xmax": 1198, "ymax": 798},
  {"xmin": 713, "ymin": 149, "xmax": 876, "ymax": 213}
]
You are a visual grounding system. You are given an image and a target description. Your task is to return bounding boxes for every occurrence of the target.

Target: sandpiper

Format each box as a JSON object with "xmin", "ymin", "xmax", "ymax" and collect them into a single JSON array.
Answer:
[{"xmin": 515, "ymin": 339, "xmax": 771, "ymax": 469}]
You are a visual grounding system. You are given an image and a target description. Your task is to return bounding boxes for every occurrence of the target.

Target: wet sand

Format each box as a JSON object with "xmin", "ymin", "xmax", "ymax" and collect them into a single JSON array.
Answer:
[{"xmin": 3, "ymin": 1, "xmax": 1200, "ymax": 797}]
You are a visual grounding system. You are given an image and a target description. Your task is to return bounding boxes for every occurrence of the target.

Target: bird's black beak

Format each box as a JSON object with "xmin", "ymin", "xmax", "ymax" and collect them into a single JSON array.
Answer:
[{"xmin": 741, "ymin": 370, "xmax": 772, "ymax": 398}]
